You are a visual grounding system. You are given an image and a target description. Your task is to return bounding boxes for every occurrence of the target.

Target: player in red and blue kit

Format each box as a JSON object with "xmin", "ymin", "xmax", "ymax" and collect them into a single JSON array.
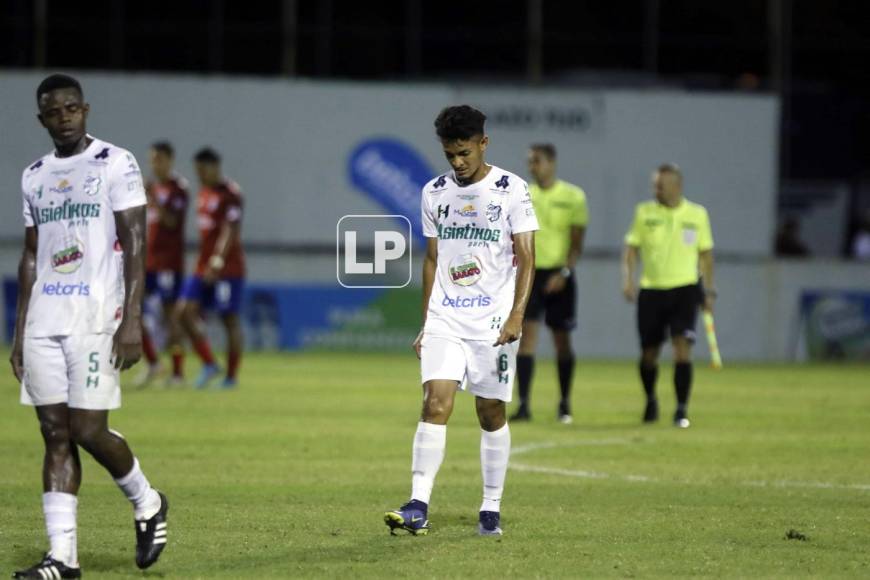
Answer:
[
  {"xmin": 138, "ymin": 142, "xmax": 189, "ymax": 387},
  {"xmin": 175, "ymin": 148, "xmax": 245, "ymax": 388}
]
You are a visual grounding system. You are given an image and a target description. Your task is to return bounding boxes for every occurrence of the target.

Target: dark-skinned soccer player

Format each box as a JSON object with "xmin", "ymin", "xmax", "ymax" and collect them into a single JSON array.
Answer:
[{"xmin": 10, "ymin": 74, "xmax": 168, "ymax": 579}]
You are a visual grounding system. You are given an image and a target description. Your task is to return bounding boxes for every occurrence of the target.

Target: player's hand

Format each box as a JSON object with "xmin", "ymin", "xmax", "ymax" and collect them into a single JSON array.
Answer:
[
  {"xmin": 544, "ymin": 272, "xmax": 566, "ymax": 295},
  {"xmin": 112, "ymin": 317, "xmax": 142, "ymax": 370},
  {"xmin": 493, "ymin": 312, "xmax": 523, "ymax": 346},
  {"xmin": 622, "ymin": 282, "xmax": 638, "ymax": 303},
  {"xmin": 412, "ymin": 329, "xmax": 424, "ymax": 359},
  {"xmin": 9, "ymin": 341, "xmax": 24, "ymax": 382},
  {"xmin": 703, "ymin": 293, "xmax": 716, "ymax": 313}
]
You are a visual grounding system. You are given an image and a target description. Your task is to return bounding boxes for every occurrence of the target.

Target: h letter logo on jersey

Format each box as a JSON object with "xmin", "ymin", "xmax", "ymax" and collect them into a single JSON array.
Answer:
[
  {"xmin": 337, "ymin": 215, "xmax": 412, "ymax": 288},
  {"xmin": 437, "ymin": 204, "xmax": 450, "ymax": 219}
]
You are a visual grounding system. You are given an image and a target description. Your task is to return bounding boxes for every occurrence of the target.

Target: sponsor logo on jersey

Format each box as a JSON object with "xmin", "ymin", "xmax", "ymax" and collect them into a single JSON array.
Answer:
[
  {"xmin": 437, "ymin": 204, "xmax": 450, "ymax": 219},
  {"xmin": 29, "ymin": 159, "xmax": 44, "ymax": 171},
  {"xmin": 432, "ymin": 175, "xmax": 447, "ymax": 189},
  {"xmin": 436, "ymin": 223, "xmax": 501, "ymax": 241},
  {"xmin": 41, "ymin": 281, "xmax": 90, "ymax": 296},
  {"xmin": 34, "ymin": 199, "xmax": 101, "ymax": 226},
  {"xmin": 51, "ymin": 237, "xmax": 85, "ymax": 274},
  {"xmin": 441, "ymin": 294, "xmax": 492, "ymax": 308},
  {"xmin": 449, "ymin": 254, "xmax": 482, "ymax": 286},
  {"xmin": 51, "ymin": 169, "xmax": 75, "ymax": 176},
  {"xmin": 94, "ymin": 147, "xmax": 110, "ymax": 160},
  {"xmin": 457, "ymin": 193, "xmax": 478, "ymax": 200},
  {"xmin": 83, "ymin": 173, "xmax": 102, "ymax": 196},
  {"xmin": 454, "ymin": 204, "xmax": 477, "ymax": 218},
  {"xmin": 486, "ymin": 202, "xmax": 502, "ymax": 222},
  {"xmin": 32, "ymin": 186, "xmax": 44, "ymax": 200},
  {"xmin": 494, "ymin": 175, "xmax": 510, "ymax": 189},
  {"xmin": 49, "ymin": 179, "xmax": 74, "ymax": 194}
]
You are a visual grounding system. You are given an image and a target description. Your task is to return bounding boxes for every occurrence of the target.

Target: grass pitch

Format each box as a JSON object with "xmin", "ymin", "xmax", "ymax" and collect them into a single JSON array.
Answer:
[{"xmin": 1, "ymin": 352, "xmax": 869, "ymax": 578}]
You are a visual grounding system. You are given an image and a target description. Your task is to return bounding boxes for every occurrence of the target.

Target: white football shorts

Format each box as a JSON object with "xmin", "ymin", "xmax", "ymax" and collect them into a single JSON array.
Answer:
[
  {"xmin": 420, "ymin": 333, "xmax": 518, "ymax": 402},
  {"xmin": 21, "ymin": 334, "xmax": 121, "ymax": 410}
]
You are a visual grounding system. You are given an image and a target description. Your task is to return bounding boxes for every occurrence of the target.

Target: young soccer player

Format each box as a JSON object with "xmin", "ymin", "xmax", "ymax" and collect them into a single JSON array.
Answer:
[
  {"xmin": 511, "ymin": 143, "xmax": 588, "ymax": 424},
  {"xmin": 11, "ymin": 74, "xmax": 168, "ymax": 579},
  {"xmin": 138, "ymin": 141, "xmax": 189, "ymax": 386},
  {"xmin": 622, "ymin": 163, "xmax": 716, "ymax": 428},
  {"xmin": 384, "ymin": 105, "xmax": 538, "ymax": 536},
  {"xmin": 174, "ymin": 148, "xmax": 245, "ymax": 388}
]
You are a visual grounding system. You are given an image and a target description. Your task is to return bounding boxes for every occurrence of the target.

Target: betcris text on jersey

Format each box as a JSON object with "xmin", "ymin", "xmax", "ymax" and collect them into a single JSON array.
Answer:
[
  {"xmin": 42, "ymin": 281, "xmax": 90, "ymax": 296},
  {"xmin": 441, "ymin": 294, "xmax": 492, "ymax": 308}
]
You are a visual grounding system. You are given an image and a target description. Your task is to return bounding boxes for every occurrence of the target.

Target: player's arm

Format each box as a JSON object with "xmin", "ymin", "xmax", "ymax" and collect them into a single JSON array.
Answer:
[
  {"xmin": 495, "ymin": 231, "xmax": 535, "ymax": 346},
  {"xmin": 622, "ymin": 244, "xmax": 640, "ymax": 302},
  {"xmin": 113, "ymin": 206, "xmax": 146, "ymax": 370},
  {"xmin": 412, "ymin": 238, "xmax": 438, "ymax": 358},
  {"xmin": 9, "ymin": 227, "xmax": 38, "ymax": 381},
  {"xmin": 204, "ymin": 220, "xmax": 240, "ymax": 283},
  {"xmin": 545, "ymin": 224, "xmax": 585, "ymax": 294},
  {"xmin": 699, "ymin": 250, "xmax": 715, "ymax": 312}
]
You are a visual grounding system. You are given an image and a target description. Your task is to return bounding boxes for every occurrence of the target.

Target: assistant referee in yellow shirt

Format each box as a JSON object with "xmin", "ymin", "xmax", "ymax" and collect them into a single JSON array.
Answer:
[
  {"xmin": 511, "ymin": 144, "xmax": 588, "ymax": 424},
  {"xmin": 622, "ymin": 163, "xmax": 715, "ymax": 428}
]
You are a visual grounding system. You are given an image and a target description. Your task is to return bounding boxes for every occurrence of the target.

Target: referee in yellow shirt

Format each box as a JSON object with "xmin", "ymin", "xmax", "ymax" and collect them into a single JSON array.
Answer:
[
  {"xmin": 511, "ymin": 144, "xmax": 588, "ymax": 424},
  {"xmin": 622, "ymin": 163, "xmax": 715, "ymax": 428}
]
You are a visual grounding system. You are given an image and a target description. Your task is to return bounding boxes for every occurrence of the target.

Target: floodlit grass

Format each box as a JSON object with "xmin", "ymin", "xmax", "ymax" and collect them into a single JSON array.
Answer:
[{"xmin": 1, "ymin": 351, "xmax": 868, "ymax": 578}]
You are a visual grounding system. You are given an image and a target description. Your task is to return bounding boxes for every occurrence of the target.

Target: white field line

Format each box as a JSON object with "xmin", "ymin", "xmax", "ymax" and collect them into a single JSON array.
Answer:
[{"xmin": 510, "ymin": 439, "xmax": 870, "ymax": 492}]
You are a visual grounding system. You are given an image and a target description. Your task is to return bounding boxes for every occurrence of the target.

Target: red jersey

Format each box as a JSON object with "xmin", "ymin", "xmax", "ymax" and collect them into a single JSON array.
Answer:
[
  {"xmin": 195, "ymin": 179, "xmax": 245, "ymax": 278},
  {"xmin": 146, "ymin": 175, "xmax": 189, "ymax": 272}
]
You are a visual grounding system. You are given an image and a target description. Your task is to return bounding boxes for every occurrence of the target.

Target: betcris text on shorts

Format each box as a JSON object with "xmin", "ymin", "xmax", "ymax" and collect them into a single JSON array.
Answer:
[
  {"xmin": 42, "ymin": 281, "xmax": 90, "ymax": 296},
  {"xmin": 441, "ymin": 294, "xmax": 492, "ymax": 308}
]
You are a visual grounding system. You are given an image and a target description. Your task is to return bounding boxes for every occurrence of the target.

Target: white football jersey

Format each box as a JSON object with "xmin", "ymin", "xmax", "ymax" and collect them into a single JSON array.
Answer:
[
  {"xmin": 422, "ymin": 165, "xmax": 539, "ymax": 340},
  {"xmin": 20, "ymin": 136, "xmax": 147, "ymax": 337}
]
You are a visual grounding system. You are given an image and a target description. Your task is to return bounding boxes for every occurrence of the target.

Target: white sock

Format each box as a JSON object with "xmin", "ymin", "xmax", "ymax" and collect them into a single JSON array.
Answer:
[
  {"xmin": 480, "ymin": 424, "xmax": 511, "ymax": 513},
  {"xmin": 43, "ymin": 492, "xmax": 78, "ymax": 567},
  {"xmin": 410, "ymin": 422, "xmax": 447, "ymax": 505},
  {"xmin": 114, "ymin": 458, "xmax": 161, "ymax": 520}
]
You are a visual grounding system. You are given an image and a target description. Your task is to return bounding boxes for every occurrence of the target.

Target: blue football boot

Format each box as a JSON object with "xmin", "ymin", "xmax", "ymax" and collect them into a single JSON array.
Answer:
[{"xmin": 384, "ymin": 500, "xmax": 430, "ymax": 536}]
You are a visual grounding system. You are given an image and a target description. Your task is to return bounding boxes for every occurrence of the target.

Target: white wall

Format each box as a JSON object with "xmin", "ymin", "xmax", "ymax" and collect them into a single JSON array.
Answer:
[{"xmin": 1, "ymin": 70, "xmax": 778, "ymax": 256}]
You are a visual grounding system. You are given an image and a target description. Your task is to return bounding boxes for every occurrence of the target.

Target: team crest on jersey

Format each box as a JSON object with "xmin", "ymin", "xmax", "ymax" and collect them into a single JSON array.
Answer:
[
  {"xmin": 83, "ymin": 173, "xmax": 102, "ymax": 196},
  {"xmin": 50, "ymin": 179, "xmax": 74, "ymax": 194},
  {"xmin": 432, "ymin": 175, "xmax": 447, "ymax": 189},
  {"xmin": 51, "ymin": 236, "xmax": 85, "ymax": 274},
  {"xmin": 486, "ymin": 202, "xmax": 502, "ymax": 222},
  {"xmin": 449, "ymin": 254, "xmax": 482, "ymax": 286},
  {"xmin": 455, "ymin": 204, "xmax": 477, "ymax": 218}
]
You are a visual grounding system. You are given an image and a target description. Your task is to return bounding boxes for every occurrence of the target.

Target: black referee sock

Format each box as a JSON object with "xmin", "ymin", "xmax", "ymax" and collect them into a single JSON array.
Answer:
[
  {"xmin": 516, "ymin": 355, "xmax": 534, "ymax": 407},
  {"xmin": 557, "ymin": 355, "xmax": 575, "ymax": 408},
  {"xmin": 674, "ymin": 362, "xmax": 693, "ymax": 412},
  {"xmin": 639, "ymin": 361, "xmax": 658, "ymax": 401}
]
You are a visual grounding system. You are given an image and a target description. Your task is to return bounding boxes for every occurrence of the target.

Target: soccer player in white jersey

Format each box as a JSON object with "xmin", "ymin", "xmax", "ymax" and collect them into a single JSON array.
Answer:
[
  {"xmin": 10, "ymin": 74, "xmax": 169, "ymax": 579},
  {"xmin": 385, "ymin": 105, "xmax": 538, "ymax": 536}
]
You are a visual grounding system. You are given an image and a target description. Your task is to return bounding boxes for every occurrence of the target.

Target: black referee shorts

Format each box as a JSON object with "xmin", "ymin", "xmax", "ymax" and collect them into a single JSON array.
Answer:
[
  {"xmin": 637, "ymin": 283, "xmax": 703, "ymax": 349},
  {"xmin": 525, "ymin": 268, "xmax": 577, "ymax": 331}
]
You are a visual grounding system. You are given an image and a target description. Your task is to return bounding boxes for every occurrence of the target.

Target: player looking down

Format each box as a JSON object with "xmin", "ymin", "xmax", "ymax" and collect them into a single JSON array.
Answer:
[{"xmin": 384, "ymin": 105, "xmax": 538, "ymax": 537}]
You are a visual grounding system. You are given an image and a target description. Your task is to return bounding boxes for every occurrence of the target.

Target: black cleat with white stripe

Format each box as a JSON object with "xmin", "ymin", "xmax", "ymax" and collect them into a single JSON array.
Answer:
[
  {"xmin": 135, "ymin": 491, "xmax": 169, "ymax": 569},
  {"xmin": 12, "ymin": 553, "xmax": 81, "ymax": 579}
]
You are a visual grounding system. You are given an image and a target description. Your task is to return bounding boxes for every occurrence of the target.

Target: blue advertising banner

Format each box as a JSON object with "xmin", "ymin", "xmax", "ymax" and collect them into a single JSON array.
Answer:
[
  {"xmin": 798, "ymin": 289, "xmax": 870, "ymax": 361},
  {"xmin": 347, "ymin": 137, "xmax": 436, "ymax": 244}
]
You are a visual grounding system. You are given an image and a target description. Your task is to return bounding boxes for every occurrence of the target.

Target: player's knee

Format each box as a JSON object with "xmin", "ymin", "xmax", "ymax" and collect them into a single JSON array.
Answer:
[
  {"xmin": 39, "ymin": 419, "xmax": 72, "ymax": 449},
  {"xmin": 421, "ymin": 397, "xmax": 451, "ymax": 421},
  {"xmin": 69, "ymin": 421, "xmax": 105, "ymax": 450}
]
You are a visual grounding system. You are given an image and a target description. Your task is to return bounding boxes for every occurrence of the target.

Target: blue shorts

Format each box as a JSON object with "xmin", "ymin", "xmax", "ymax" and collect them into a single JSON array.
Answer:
[
  {"xmin": 145, "ymin": 271, "xmax": 183, "ymax": 304},
  {"xmin": 180, "ymin": 276, "xmax": 244, "ymax": 315}
]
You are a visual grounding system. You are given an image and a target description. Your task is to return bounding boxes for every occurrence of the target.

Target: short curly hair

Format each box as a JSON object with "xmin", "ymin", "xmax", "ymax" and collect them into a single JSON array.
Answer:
[{"xmin": 434, "ymin": 105, "xmax": 486, "ymax": 141}]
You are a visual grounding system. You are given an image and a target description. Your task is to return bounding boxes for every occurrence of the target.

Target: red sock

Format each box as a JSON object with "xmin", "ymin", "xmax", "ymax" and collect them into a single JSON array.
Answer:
[
  {"xmin": 142, "ymin": 329, "xmax": 158, "ymax": 365},
  {"xmin": 193, "ymin": 338, "xmax": 216, "ymax": 365},
  {"xmin": 227, "ymin": 348, "xmax": 242, "ymax": 380},
  {"xmin": 171, "ymin": 346, "xmax": 185, "ymax": 378}
]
